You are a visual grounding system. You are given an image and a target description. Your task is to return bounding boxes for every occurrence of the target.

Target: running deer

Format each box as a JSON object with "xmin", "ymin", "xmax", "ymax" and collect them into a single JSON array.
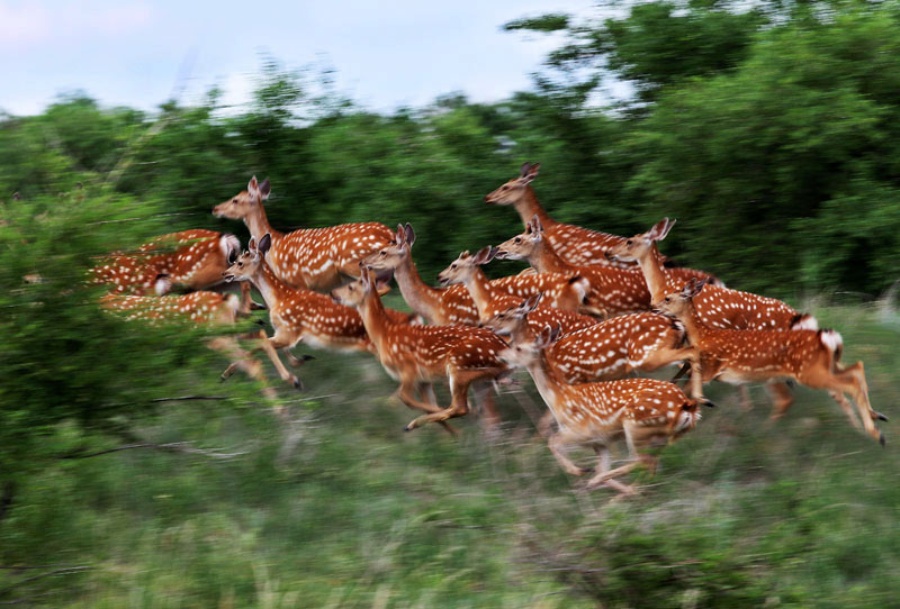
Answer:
[
  {"xmin": 606, "ymin": 218, "xmax": 816, "ymax": 330},
  {"xmin": 222, "ymin": 234, "xmax": 418, "ymax": 388},
  {"xmin": 99, "ymin": 290, "xmax": 283, "ymax": 401},
  {"xmin": 90, "ymin": 229, "xmax": 241, "ymax": 296},
  {"xmin": 655, "ymin": 279, "xmax": 887, "ymax": 445},
  {"xmin": 495, "ymin": 216, "xmax": 654, "ymax": 317},
  {"xmin": 212, "ymin": 176, "xmax": 394, "ymax": 292},
  {"xmin": 607, "ymin": 218, "xmax": 815, "ymax": 410},
  {"xmin": 331, "ymin": 265, "xmax": 511, "ymax": 433},
  {"xmin": 499, "ymin": 325, "xmax": 710, "ymax": 494},
  {"xmin": 364, "ymin": 224, "xmax": 599, "ymax": 327},
  {"xmin": 484, "ymin": 162, "xmax": 630, "ymax": 267},
  {"xmin": 485, "ymin": 294, "xmax": 697, "ymax": 387}
]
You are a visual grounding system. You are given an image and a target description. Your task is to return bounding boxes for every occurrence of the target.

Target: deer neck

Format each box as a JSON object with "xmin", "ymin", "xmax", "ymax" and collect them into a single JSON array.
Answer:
[
  {"xmin": 244, "ymin": 204, "xmax": 282, "ymax": 243},
  {"xmin": 463, "ymin": 268, "xmax": 494, "ymax": 319},
  {"xmin": 637, "ymin": 244, "xmax": 671, "ymax": 304},
  {"xmin": 530, "ymin": 239, "xmax": 571, "ymax": 275},
  {"xmin": 392, "ymin": 254, "xmax": 444, "ymax": 324},
  {"xmin": 251, "ymin": 261, "xmax": 293, "ymax": 311},
  {"xmin": 356, "ymin": 288, "xmax": 391, "ymax": 351},
  {"xmin": 523, "ymin": 353, "xmax": 567, "ymax": 422},
  {"xmin": 515, "ymin": 186, "xmax": 554, "ymax": 229},
  {"xmin": 675, "ymin": 303, "xmax": 708, "ymax": 347}
]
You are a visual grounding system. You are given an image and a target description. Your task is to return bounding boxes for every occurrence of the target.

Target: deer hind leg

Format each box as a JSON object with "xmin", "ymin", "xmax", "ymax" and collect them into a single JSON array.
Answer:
[{"xmin": 766, "ymin": 381, "xmax": 795, "ymax": 421}]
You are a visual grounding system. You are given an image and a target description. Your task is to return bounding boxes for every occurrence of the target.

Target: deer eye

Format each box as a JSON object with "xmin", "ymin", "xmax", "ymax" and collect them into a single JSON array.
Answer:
[
  {"xmin": 379, "ymin": 250, "xmax": 387, "ymax": 256},
  {"xmin": 626, "ymin": 239, "xmax": 633, "ymax": 246},
  {"xmin": 232, "ymin": 198, "xmax": 239, "ymax": 204},
  {"xmin": 514, "ymin": 237, "xmax": 522, "ymax": 244}
]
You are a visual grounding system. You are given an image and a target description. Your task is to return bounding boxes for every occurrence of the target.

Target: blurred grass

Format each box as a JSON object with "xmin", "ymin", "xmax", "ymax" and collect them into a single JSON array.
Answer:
[{"xmin": 2, "ymin": 300, "xmax": 898, "ymax": 608}]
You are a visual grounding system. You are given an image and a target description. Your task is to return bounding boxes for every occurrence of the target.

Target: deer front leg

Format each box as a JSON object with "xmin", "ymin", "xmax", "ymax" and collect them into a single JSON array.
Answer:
[
  {"xmin": 766, "ymin": 381, "xmax": 795, "ymax": 421},
  {"xmin": 262, "ymin": 331, "xmax": 304, "ymax": 390},
  {"xmin": 394, "ymin": 378, "xmax": 458, "ymax": 436},
  {"xmin": 547, "ymin": 431, "xmax": 591, "ymax": 477}
]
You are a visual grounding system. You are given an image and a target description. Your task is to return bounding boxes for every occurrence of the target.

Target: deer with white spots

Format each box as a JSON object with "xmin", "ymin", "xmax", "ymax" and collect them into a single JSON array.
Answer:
[
  {"xmin": 484, "ymin": 162, "xmax": 630, "ymax": 267},
  {"xmin": 90, "ymin": 229, "xmax": 241, "ymax": 296},
  {"xmin": 212, "ymin": 176, "xmax": 394, "ymax": 292},
  {"xmin": 99, "ymin": 290, "xmax": 284, "ymax": 401},
  {"xmin": 485, "ymin": 294, "xmax": 697, "ymax": 387},
  {"xmin": 607, "ymin": 218, "xmax": 817, "ymax": 410},
  {"xmin": 364, "ymin": 224, "xmax": 599, "ymax": 327},
  {"xmin": 499, "ymin": 325, "xmax": 709, "ymax": 494},
  {"xmin": 655, "ymin": 279, "xmax": 887, "ymax": 445},
  {"xmin": 222, "ymin": 234, "xmax": 418, "ymax": 389},
  {"xmin": 606, "ymin": 218, "xmax": 815, "ymax": 331},
  {"xmin": 495, "ymin": 216, "xmax": 662, "ymax": 317},
  {"xmin": 331, "ymin": 265, "xmax": 511, "ymax": 434}
]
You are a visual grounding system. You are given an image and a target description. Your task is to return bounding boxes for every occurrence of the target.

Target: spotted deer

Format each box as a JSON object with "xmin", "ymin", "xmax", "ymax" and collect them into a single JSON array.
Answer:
[
  {"xmin": 655, "ymin": 279, "xmax": 887, "ymax": 445},
  {"xmin": 495, "ymin": 216, "xmax": 656, "ymax": 317},
  {"xmin": 438, "ymin": 246, "xmax": 599, "ymax": 332},
  {"xmin": 607, "ymin": 218, "xmax": 816, "ymax": 330},
  {"xmin": 364, "ymin": 224, "xmax": 598, "ymax": 327},
  {"xmin": 212, "ymin": 176, "xmax": 394, "ymax": 292},
  {"xmin": 99, "ymin": 290, "xmax": 284, "ymax": 401},
  {"xmin": 331, "ymin": 265, "xmax": 511, "ymax": 433},
  {"xmin": 486, "ymin": 294, "xmax": 697, "ymax": 387},
  {"xmin": 222, "ymin": 234, "xmax": 418, "ymax": 389},
  {"xmin": 607, "ymin": 218, "xmax": 816, "ymax": 409},
  {"xmin": 485, "ymin": 162, "xmax": 629, "ymax": 267},
  {"xmin": 499, "ymin": 325, "xmax": 710, "ymax": 494},
  {"xmin": 90, "ymin": 229, "xmax": 241, "ymax": 296}
]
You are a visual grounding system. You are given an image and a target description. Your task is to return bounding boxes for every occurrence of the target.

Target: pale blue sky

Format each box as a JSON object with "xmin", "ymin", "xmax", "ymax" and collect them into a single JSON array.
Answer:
[{"xmin": 1, "ymin": 0, "xmax": 598, "ymax": 116}]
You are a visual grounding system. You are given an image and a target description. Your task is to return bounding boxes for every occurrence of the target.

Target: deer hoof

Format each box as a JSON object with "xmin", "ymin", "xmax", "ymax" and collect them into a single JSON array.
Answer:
[{"xmin": 880, "ymin": 432, "xmax": 886, "ymax": 447}]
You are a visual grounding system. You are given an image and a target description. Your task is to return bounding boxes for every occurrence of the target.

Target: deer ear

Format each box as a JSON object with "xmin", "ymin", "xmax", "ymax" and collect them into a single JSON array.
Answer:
[
  {"xmin": 520, "ymin": 162, "xmax": 540, "ymax": 183},
  {"xmin": 404, "ymin": 223, "xmax": 417, "ymax": 247},
  {"xmin": 474, "ymin": 245, "xmax": 497, "ymax": 265},
  {"xmin": 248, "ymin": 236, "xmax": 258, "ymax": 254},
  {"xmin": 248, "ymin": 176, "xmax": 259, "ymax": 196},
  {"xmin": 649, "ymin": 217, "xmax": 675, "ymax": 242},
  {"xmin": 523, "ymin": 292, "xmax": 543, "ymax": 312},
  {"xmin": 258, "ymin": 178, "xmax": 271, "ymax": 199},
  {"xmin": 258, "ymin": 233, "xmax": 272, "ymax": 255}
]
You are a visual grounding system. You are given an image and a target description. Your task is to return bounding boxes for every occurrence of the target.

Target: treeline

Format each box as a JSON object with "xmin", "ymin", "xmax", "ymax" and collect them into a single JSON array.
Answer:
[{"xmin": 3, "ymin": 0, "xmax": 900, "ymax": 299}]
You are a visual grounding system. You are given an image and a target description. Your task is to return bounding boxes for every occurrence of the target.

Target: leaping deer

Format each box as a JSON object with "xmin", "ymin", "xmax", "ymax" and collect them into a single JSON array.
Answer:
[
  {"xmin": 655, "ymin": 279, "xmax": 887, "ymax": 445},
  {"xmin": 498, "ymin": 325, "xmax": 710, "ymax": 494}
]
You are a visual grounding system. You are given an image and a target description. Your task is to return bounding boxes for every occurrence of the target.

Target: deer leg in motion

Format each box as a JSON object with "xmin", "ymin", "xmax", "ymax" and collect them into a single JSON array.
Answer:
[
  {"xmin": 222, "ymin": 329, "xmax": 303, "ymax": 390},
  {"xmin": 817, "ymin": 361, "xmax": 886, "ymax": 446},
  {"xmin": 207, "ymin": 334, "xmax": 278, "ymax": 401},
  {"xmin": 404, "ymin": 370, "xmax": 497, "ymax": 434},
  {"xmin": 766, "ymin": 381, "xmax": 796, "ymax": 421},
  {"xmin": 393, "ymin": 376, "xmax": 458, "ymax": 436}
]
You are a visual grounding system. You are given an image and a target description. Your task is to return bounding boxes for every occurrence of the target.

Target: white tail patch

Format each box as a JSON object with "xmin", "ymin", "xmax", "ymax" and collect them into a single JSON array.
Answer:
[
  {"xmin": 220, "ymin": 234, "xmax": 241, "ymax": 261},
  {"xmin": 792, "ymin": 313, "xmax": 819, "ymax": 331},
  {"xmin": 154, "ymin": 274, "xmax": 173, "ymax": 296},
  {"xmin": 819, "ymin": 329, "xmax": 843, "ymax": 355}
]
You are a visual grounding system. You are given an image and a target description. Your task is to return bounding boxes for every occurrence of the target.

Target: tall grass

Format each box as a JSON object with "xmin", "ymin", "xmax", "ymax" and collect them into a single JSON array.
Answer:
[{"xmin": 2, "ymin": 302, "xmax": 898, "ymax": 608}]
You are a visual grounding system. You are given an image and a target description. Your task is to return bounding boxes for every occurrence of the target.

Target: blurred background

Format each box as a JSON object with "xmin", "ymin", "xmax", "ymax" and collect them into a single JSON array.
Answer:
[{"xmin": 1, "ymin": 0, "xmax": 898, "ymax": 607}]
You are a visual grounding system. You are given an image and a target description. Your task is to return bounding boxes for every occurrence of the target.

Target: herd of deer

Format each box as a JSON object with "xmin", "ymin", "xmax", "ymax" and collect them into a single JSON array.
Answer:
[{"xmin": 90, "ymin": 162, "xmax": 887, "ymax": 495}]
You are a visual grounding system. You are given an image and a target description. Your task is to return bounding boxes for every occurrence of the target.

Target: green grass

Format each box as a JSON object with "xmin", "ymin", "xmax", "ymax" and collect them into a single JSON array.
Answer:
[{"xmin": 2, "ymin": 303, "xmax": 899, "ymax": 608}]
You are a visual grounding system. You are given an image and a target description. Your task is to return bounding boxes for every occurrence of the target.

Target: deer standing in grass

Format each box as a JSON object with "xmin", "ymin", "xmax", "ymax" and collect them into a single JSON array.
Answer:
[
  {"xmin": 364, "ymin": 224, "xmax": 598, "ymax": 327},
  {"xmin": 100, "ymin": 290, "xmax": 282, "ymax": 401},
  {"xmin": 213, "ymin": 176, "xmax": 395, "ymax": 292},
  {"xmin": 221, "ymin": 234, "xmax": 417, "ymax": 389},
  {"xmin": 332, "ymin": 265, "xmax": 511, "ymax": 434},
  {"xmin": 655, "ymin": 279, "xmax": 887, "ymax": 445},
  {"xmin": 607, "ymin": 218, "xmax": 818, "ymax": 413},
  {"xmin": 499, "ymin": 325, "xmax": 710, "ymax": 494},
  {"xmin": 484, "ymin": 162, "xmax": 630, "ymax": 267}
]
